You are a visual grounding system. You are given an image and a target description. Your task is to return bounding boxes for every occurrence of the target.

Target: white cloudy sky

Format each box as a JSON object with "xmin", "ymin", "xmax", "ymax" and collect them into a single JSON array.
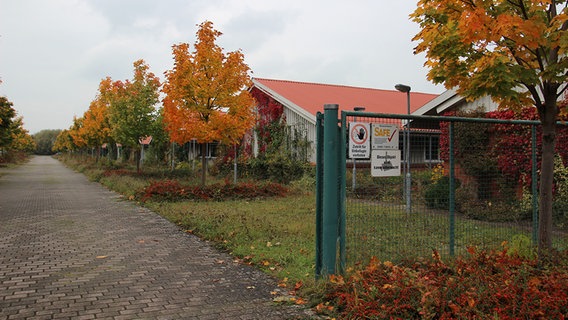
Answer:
[{"xmin": 0, "ymin": 0, "xmax": 443, "ymax": 134}]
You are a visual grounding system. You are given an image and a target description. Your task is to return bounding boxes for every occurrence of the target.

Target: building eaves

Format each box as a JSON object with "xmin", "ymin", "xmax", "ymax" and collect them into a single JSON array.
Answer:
[
  {"xmin": 251, "ymin": 78, "xmax": 317, "ymax": 125},
  {"xmin": 412, "ymin": 87, "xmax": 464, "ymax": 116}
]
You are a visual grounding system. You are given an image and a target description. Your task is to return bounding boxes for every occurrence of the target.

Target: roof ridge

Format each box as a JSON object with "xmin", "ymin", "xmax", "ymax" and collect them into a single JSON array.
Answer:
[
  {"xmin": 253, "ymin": 77, "xmax": 437, "ymax": 95},
  {"xmin": 253, "ymin": 77, "xmax": 385, "ymax": 91}
]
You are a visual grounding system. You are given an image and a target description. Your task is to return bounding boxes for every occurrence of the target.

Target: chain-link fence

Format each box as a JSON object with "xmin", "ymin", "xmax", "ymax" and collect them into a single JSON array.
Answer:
[{"xmin": 316, "ymin": 108, "xmax": 568, "ymax": 276}]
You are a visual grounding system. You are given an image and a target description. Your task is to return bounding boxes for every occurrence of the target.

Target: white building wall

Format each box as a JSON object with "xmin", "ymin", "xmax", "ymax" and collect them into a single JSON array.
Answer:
[
  {"xmin": 460, "ymin": 95, "xmax": 499, "ymax": 112},
  {"xmin": 283, "ymin": 106, "xmax": 317, "ymax": 163}
]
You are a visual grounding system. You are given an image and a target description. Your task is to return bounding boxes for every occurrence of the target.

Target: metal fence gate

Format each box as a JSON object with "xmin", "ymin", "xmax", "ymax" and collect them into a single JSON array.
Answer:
[{"xmin": 316, "ymin": 104, "xmax": 568, "ymax": 278}]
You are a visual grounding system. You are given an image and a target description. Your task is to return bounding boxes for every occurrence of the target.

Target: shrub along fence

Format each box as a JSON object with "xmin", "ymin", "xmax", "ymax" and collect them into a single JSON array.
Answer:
[{"xmin": 315, "ymin": 105, "xmax": 568, "ymax": 277}]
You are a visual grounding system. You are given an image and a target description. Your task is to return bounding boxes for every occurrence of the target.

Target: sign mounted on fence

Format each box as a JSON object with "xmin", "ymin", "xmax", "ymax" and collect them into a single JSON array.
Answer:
[
  {"xmin": 349, "ymin": 122, "xmax": 370, "ymax": 159},
  {"xmin": 371, "ymin": 149, "xmax": 401, "ymax": 177},
  {"xmin": 372, "ymin": 124, "xmax": 399, "ymax": 150}
]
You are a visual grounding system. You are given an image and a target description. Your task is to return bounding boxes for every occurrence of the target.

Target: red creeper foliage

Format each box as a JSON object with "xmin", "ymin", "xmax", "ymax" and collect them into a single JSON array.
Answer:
[
  {"xmin": 139, "ymin": 180, "xmax": 288, "ymax": 202},
  {"xmin": 327, "ymin": 248, "xmax": 568, "ymax": 319}
]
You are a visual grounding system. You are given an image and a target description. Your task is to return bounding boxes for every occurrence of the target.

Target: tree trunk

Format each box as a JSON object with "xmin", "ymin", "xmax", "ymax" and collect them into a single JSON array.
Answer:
[
  {"xmin": 200, "ymin": 143, "xmax": 207, "ymax": 185},
  {"xmin": 538, "ymin": 97, "xmax": 558, "ymax": 253},
  {"xmin": 136, "ymin": 148, "xmax": 141, "ymax": 173}
]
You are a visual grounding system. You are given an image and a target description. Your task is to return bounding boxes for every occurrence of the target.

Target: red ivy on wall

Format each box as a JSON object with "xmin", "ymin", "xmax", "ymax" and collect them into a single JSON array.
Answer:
[
  {"xmin": 440, "ymin": 107, "xmax": 568, "ymax": 188},
  {"xmin": 248, "ymin": 87, "xmax": 285, "ymax": 154}
]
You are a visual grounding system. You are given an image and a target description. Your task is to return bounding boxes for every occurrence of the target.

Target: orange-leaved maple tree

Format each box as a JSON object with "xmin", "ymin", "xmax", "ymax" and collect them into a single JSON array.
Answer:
[
  {"xmin": 76, "ymin": 79, "xmax": 113, "ymax": 160},
  {"xmin": 412, "ymin": 0, "xmax": 568, "ymax": 252},
  {"xmin": 53, "ymin": 129, "xmax": 74, "ymax": 153},
  {"xmin": 162, "ymin": 20, "xmax": 255, "ymax": 185},
  {"xmin": 68, "ymin": 116, "xmax": 85, "ymax": 150}
]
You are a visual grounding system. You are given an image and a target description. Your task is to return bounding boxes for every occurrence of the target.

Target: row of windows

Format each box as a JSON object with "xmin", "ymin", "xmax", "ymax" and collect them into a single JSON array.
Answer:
[{"xmin": 398, "ymin": 134, "xmax": 440, "ymax": 162}]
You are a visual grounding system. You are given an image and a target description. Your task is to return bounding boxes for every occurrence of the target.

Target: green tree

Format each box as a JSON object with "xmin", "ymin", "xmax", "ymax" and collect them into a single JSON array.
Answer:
[
  {"xmin": 108, "ymin": 59, "xmax": 161, "ymax": 172},
  {"xmin": 33, "ymin": 129, "xmax": 62, "ymax": 155},
  {"xmin": 163, "ymin": 21, "xmax": 255, "ymax": 185},
  {"xmin": 412, "ymin": 0, "xmax": 568, "ymax": 251}
]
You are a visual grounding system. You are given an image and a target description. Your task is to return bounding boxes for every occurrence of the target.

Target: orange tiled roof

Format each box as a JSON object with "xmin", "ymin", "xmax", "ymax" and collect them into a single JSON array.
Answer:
[{"xmin": 252, "ymin": 78, "xmax": 439, "ymax": 117}]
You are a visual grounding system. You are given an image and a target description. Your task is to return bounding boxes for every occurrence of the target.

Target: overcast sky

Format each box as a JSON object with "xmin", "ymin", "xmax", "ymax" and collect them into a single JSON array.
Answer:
[{"xmin": 0, "ymin": 0, "xmax": 443, "ymax": 134}]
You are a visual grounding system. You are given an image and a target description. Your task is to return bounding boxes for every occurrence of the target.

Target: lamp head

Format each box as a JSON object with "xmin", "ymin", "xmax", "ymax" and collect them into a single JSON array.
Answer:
[{"xmin": 395, "ymin": 84, "xmax": 411, "ymax": 93}]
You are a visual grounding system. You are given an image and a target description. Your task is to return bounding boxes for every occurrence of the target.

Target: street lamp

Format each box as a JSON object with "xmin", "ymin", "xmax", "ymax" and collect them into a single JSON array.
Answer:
[
  {"xmin": 352, "ymin": 106, "xmax": 366, "ymax": 191},
  {"xmin": 395, "ymin": 84, "xmax": 412, "ymax": 214}
]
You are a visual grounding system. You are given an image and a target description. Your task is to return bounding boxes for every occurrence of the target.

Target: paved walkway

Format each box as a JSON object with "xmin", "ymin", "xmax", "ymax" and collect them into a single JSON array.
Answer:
[{"xmin": 0, "ymin": 156, "xmax": 313, "ymax": 320}]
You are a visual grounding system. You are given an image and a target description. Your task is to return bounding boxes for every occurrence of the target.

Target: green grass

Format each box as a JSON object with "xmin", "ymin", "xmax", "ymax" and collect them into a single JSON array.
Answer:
[
  {"xmin": 346, "ymin": 200, "xmax": 568, "ymax": 265},
  {"xmin": 99, "ymin": 175, "xmax": 150, "ymax": 198},
  {"xmin": 146, "ymin": 196, "xmax": 316, "ymax": 283}
]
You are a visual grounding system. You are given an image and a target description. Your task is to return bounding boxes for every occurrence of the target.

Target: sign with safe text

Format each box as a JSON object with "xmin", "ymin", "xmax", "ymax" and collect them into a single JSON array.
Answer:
[{"xmin": 372, "ymin": 124, "xmax": 398, "ymax": 150}]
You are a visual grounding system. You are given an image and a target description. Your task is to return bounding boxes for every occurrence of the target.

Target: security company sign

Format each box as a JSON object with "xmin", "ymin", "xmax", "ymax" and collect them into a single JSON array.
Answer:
[
  {"xmin": 371, "ymin": 124, "xmax": 399, "ymax": 150},
  {"xmin": 349, "ymin": 122, "xmax": 370, "ymax": 159},
  {"xmin": 371, "ymin": 149, "xmax": 401, "ymax": 177}
]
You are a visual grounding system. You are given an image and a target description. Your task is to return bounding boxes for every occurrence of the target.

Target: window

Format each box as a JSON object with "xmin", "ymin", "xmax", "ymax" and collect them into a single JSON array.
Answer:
[{"xmin": 425, "ymin": 135, "xmax": 439, "ymax": 161}]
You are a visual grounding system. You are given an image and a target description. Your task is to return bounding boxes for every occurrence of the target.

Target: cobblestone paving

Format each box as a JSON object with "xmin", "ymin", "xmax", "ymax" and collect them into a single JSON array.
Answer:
[{"xmin": 0, "ymin": 156, "xmax": 314, "ymax": 319}]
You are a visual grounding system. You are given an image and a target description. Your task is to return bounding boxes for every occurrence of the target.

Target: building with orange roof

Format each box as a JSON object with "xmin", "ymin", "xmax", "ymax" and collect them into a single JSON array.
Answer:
[{"xmin": 250, "ymin": 78, "xmax": 439, "ymax": 163}]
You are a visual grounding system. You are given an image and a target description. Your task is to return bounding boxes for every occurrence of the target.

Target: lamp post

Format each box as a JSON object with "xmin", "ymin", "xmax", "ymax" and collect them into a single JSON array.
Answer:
[
  {"xmin": 395, "ymin": 84, "xmax": 411, "ymax": 214},
  {"xmin": 352, "ymin": 106, "xmax": 366, "ymax": 191}
]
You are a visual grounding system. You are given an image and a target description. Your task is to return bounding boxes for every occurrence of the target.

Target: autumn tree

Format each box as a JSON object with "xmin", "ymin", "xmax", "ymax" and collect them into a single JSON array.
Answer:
[
  {"xmin": 53, "ymin": 129, "xmax": 74, "ymax": 153},
  {"xmin": 412, "ymin": 0, "xmax": 568, "ymax": 251},
  {"xmin": 108, "ymin": 60, "xmax": 161, "ymax": 172},
  {"xmin": 76, "ymin": 102, "xmax": 110, "ymax": 160},
  {"xmin": 8, "ymin": 117, "xmax": 35, "ymax": 153},
  {"xmin": 68, "ymin": 116, "xmax": 86, "ymax": 151},
  {"xmin": 163, "ymin": 21, "xmax": 255, "ymax": 185},
  {"xmin": 0, "ymin": 96, "xmax": 35, "ymax": 160},
  {"xmin": 0, "ymin": 96, "xmax": 17, "ymax": 151}
]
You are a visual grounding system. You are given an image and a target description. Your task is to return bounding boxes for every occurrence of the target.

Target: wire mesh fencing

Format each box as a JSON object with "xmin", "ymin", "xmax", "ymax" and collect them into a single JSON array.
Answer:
[{"xmin": 341, "ymin": 112, "xmax": 568, "ymax": 266}]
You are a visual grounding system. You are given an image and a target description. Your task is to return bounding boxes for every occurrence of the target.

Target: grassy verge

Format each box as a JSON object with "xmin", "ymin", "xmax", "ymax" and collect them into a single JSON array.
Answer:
[
  {"xmin": 346, "ymin": 200, "xmax": 568, "ymax": 266},
  {"xmin": 147, "ymin": 196, "xmax": 316, "ymax": 282}
]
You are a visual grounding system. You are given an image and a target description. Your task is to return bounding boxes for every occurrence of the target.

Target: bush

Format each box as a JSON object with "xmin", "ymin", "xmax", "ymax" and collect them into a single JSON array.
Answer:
[
  {"xmin": 553, "ymin": 155, "xmax": 568, "ymax": 227},
  {"xmin": 289, "ymin": 169, "xmax": 316, "ymax": 194},
  {"xmin": 424, "ymin": 176, "xmax": 461, "ymax": 210},
  {"xmin": 213, "ymin": 154, "xmax": 309, "ymax": 184},
  {"xmin": 327, "ymin": 247, "xmax": 568, "ymax": 319},
  {"xmin": 244, "ymin": 156, "xmax": 308, "ymax": 184},
  {"xmin": 461, "ymin": 199, "xmax": 526, "ymax": 222},
  {"xmin": 138, "ymin": 180, "xmax": 289, "ymax": 202},
  {"xmin": 346, "ymin": 167, "xmax": 404, "ymax": 202}
]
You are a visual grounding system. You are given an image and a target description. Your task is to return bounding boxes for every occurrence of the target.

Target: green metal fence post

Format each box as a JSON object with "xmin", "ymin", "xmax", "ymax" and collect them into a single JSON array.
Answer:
[
  {"xmin": 321, "ymin": 104, "xmax": 340, "ymax": 276},
  {"xmin": 339, "ymin": 112, "xmax": 347, "ymax": 275},
  {"xmin": 532, "ymin": 125, "xmax": 539, "ymax": 246},
  {"xmin": 315, "ymin": 112, "xmax": 324, "ymax": 278},
  {"xmin": 449, "ymin": 121, "xmax": 456, "ymax": 256}
]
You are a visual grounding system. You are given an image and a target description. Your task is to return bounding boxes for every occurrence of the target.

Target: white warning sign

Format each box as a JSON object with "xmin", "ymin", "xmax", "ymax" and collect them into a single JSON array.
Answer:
[
  {"xmin": 349, "ymin": 122, "xmax": 370, "ymax": 159},
  {"xmin": 371, "ymin": 149, "xmax": 401, "ymax": 177}
]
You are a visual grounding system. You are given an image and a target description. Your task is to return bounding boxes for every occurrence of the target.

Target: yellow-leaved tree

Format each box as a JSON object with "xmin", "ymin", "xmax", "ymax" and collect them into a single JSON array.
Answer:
[
  {"xmin": 162, "ymin": 21, "xmax": 255, "ymax": 185},
  {"xmin": 77, "ymin": 85, "xmax": 112, "ymax": 160},
  {"xmin": 412, "ymin": 0, "xmax": 568, "ymax": 251}
]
